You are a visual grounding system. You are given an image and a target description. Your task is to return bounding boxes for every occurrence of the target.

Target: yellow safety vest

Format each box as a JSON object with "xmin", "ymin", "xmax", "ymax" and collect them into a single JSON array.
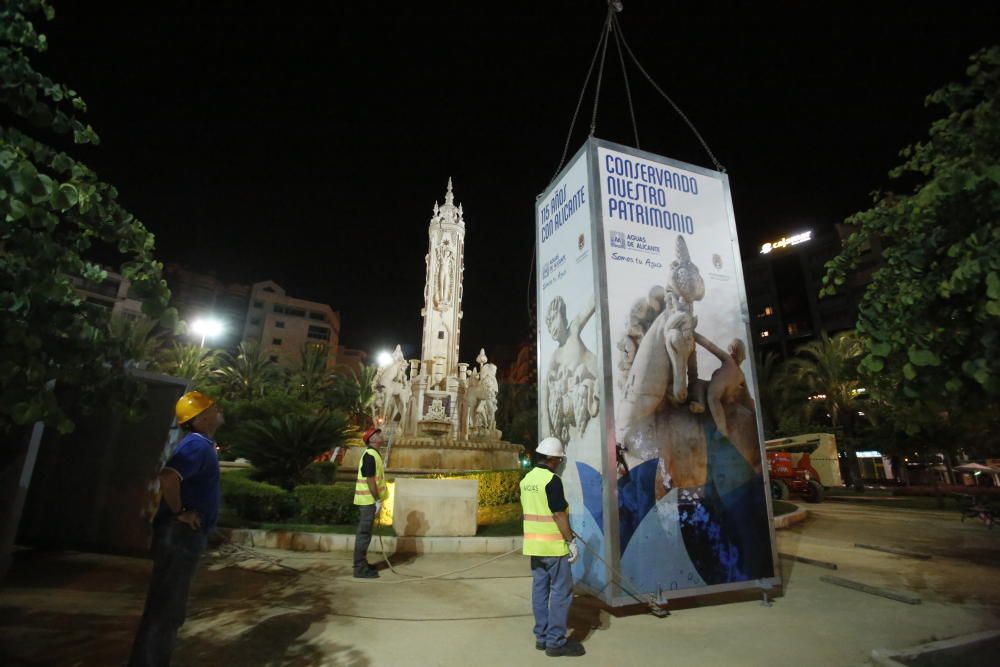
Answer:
[
  {"xmin": 354, "ymin": 447, "xmax": 388, "ymax": 505},
  {"xmin": 519, "ymin": 466, "xmax": 569, "ymax": 557}
]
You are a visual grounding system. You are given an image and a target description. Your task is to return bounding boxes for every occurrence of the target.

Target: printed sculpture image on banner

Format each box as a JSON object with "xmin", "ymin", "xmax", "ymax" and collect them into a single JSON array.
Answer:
[
  {"xmin": 612, "ymin": 235, "xmax": 772, "ymax": 589},
  {"xmin": 541, "ymin": 295, "xmax": 601, "ymax": 446}
]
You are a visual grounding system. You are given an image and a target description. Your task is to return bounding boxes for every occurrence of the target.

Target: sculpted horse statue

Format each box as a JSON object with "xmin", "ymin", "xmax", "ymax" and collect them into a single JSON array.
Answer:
[{"xmin": 373, "ymin": 352, "xmax": 411, "ymax": 427}]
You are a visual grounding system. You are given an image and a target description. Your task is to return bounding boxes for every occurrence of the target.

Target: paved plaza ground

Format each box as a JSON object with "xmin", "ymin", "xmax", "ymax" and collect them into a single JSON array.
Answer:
[{"xmin": 2, "ymin": 501, "xmax": 999, "ymax": 666}]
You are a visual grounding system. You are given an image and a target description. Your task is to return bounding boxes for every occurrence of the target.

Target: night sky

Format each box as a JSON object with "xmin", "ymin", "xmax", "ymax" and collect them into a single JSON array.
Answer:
[{"xmin": 34, "ymin": 1, "xmax": 998, "ymax": 362}]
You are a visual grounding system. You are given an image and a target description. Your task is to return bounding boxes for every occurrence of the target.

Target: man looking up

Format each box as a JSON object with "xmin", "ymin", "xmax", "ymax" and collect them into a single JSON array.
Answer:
[
  {"xmin": 353, "ymin": 426, "xmax": 388, "ymax": 578},
  {"xmin": 130, "ymin": 390, "xmax": 224, "ymax": 667},
  {"xmin": 520, "ymin": 437, "xmax": 585, "ymax": 657}
]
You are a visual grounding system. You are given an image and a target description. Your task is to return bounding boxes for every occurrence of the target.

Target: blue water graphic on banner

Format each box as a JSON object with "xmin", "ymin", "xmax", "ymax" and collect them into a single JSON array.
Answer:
[{"xmin": 616, "ymin": 425, "xmax": 773, "ymax": 587}]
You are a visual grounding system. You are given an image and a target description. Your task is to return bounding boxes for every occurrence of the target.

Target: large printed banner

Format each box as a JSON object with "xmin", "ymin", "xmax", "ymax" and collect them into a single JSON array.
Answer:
[
  {"xmin": 535, "ymin": 147, "xmax": 608, "ymax": 594},
  {"xmin": 537, "ymin": 139, "xmax": 778, "ymax": 605}
]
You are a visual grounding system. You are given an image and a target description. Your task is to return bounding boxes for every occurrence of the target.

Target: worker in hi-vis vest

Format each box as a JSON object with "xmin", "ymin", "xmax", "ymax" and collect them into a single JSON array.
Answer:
[
  {"xmin": 353, "ymin": 426, "xmax": 388, "ymax": 578},
  {"xmin": 519, "ymin": 436, "xmax": 585, "ymax": 658}
]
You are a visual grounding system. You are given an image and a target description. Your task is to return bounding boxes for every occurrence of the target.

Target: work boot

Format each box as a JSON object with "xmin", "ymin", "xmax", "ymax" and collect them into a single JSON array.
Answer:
[
  {"xmin": 545, "ymin": 640, "xmax": 585, "ymax": 657},
  {"xmin": 353, "ymin": 568, "xmax": 379, "ymax": 579},
  {"xmin": 535, "ymin": 641, "xmax": 545, "ymax": 651}
]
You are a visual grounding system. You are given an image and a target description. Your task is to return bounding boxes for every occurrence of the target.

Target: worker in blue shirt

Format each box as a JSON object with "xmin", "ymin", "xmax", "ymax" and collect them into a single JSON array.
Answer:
[{"xmin": 129, "ymin": 391, "xmax": 223, "ymax": 667}]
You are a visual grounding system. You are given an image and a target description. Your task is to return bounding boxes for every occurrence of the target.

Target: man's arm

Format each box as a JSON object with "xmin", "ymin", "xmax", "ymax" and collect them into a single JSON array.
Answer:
[
  {"xmin": 572, "ymin": 295, "xmax": 596, "ymax": 332},
  {"xmin": 157, "ymin": 469, "xmax": 201, "ymax": 529},
  {"xmin": 158, "ymin": 469, "xmax": 183, "ymax": 513},
  {"xmin": 366, "ymin": 476, "xmax": 379, "ymax": 498},
  {"xmin": 552, "ymin": 511, "xmax": 574, "ymax": 543}
]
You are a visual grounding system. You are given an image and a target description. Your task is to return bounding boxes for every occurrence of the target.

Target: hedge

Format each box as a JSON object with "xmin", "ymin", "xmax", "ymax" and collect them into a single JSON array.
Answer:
[
  {"xmin": 429, "ymin": 469, "xmax": 525, "ymax": 507},
  {"xmin": 293, "ymin": 483, "xmax": 359, "ymax": 524},
  {"xmin": 220, "ymin": 472, "xmax": 297, "ymax": 522},
  {"xmin": 302, "ymin": 461, "xmax": 339, "ymax": 485}
]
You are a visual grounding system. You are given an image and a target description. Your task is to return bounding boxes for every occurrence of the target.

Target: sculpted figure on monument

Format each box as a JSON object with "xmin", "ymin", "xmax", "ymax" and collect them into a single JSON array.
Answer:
[
  {"xmin": 541, "ymin": 295, "xmax": 600, "ymax": 445},
  {"xmin": 372, "ymin": 345, "xmax": 410, "ymax": 427},
  {"xmin": 434, "ymin": 236, "xmax": 455, "ymax": 307},
  {"xmin": 465, "ymin": 349, "xmax": 499, "ymax": 435}
]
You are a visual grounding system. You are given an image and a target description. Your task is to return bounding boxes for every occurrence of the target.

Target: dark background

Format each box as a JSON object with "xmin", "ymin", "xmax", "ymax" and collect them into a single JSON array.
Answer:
[{"xmin": 34, "ymin": 1, "xmax": 999, "ymax": 360}]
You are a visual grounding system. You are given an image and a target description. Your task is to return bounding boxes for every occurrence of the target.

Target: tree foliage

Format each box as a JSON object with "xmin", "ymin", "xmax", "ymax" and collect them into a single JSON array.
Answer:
[
  {"xmin": 823, "ymin": 46, "xmax": 1000, "ymax": 431},
  {"xmin": 228, "ymin": 413, "xmax": 351, "ymax": 489},
  {"xmin": 155, "ymin": 342, "xmax": 219, "ymax": 388},
  {"xmin": 212, "ymin": 342, "xmax": 283, "ymax": 400},
  {"xmin": 291, "ymin": 343, "xmax": 333, "ymax": 404},
  {"xmin": 1, "ymin": 0, "xmax": 173, "ymax": 436},
  {"xmin": 329, "ymin": 364, "xmax": 378, "ymax": 427}
]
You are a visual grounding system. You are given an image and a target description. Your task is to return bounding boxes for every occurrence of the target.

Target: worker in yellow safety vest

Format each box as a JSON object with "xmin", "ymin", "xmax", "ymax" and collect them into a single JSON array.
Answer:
[
  {"xmin": 519, "ymin": 436, "xmax": 584, "ymax": 657},
  {"xmin": 353, "ymin": 426, "xmax": 388, "ymax": 578}
]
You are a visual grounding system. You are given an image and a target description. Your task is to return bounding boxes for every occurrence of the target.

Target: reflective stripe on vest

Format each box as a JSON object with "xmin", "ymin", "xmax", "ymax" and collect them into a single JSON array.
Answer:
[
  {"xmin": 519, "ymin": 466, "xmax": 569, "ymax": 557},
  {"xmin": 354, "ymin": 448, "xmax": 388, "ymax": 505}
]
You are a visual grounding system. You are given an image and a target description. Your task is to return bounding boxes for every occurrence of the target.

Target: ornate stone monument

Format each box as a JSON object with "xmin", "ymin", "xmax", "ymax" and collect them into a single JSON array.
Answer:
[{"xmin": 355, "ymin": 179, "xmax": 521, "ymax": 473}]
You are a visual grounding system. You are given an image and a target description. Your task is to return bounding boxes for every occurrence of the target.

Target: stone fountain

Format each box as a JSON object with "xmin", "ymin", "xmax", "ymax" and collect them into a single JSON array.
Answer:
[{"xmin": 340, "ymin": 179, "xmax": 522, "ymax": 475}]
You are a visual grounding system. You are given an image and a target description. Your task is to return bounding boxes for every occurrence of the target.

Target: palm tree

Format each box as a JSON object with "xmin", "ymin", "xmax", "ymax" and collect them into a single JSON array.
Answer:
[
  {"xmin": 785, "ymin": 331, "xmax": 865, "ymax": 482},
  {"xmin": 231, "ymin": 412, "xmax": 351, "ymax": 489},
  {"xmin": 107, "ymin": 315, "xmax": 164, "ymax": 369},
  {"xmin": 292, "ymin": 343, "xmax": 334, "ymax": 404},
  {"xmin": 754, "ymin": 351, "xmax": 792, "ymax": 437},
  {"xmin": 213, "ymin": 341, "xmax": 282, "ymax": 399},
  {"xmin": 330, "ymin": 364, "xmax": 379, "ymax": 427},
  {"xmin": 156, "ymin": 341, "xmax": 219, "ymax": 386}
]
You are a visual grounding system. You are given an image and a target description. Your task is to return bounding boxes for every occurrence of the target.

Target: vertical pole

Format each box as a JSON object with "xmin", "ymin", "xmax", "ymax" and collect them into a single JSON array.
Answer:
[{"xmin": 0, "ymin": 421, "xmax": 45, "ymax": 582}]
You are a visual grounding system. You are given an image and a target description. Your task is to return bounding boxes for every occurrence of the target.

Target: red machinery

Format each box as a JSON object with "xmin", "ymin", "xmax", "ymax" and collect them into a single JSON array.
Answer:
[{"xmin": 767, "ymin": 450, "xmax": 825, "ymax": 503}]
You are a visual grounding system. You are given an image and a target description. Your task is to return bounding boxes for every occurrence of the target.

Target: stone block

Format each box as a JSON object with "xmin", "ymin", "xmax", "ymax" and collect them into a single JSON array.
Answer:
[{"xmin": 392, "ymin": 478, "xmax": 478, "ymax": 537}]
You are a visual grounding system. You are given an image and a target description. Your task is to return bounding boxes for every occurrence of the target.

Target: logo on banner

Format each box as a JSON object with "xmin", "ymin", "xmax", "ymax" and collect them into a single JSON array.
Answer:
[
  {"xmin": 712, "ymin": 253, "xmax": 723, "ymax": 270},
  {"xmin": 578, "ymin": 234, "xmax": 586, "ymax": 251},
  {"xmin": 610, "ymin": 231, "xmax": 626, "ymax": 249}
]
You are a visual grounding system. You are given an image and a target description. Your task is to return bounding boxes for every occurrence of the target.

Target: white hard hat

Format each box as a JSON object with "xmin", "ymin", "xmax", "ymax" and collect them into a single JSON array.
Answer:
[{"xmin": 536, "ymin": 437, "xmax": 566, "ymax": 458}]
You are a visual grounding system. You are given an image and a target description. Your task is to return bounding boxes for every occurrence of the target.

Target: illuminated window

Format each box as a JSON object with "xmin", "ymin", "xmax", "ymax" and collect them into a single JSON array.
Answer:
[
  {"xmin": 761, "ymin": 330, "xmax": 770, "ymax": 338},
  {"xmin": 764, "ymin": 306, "xmax": 774, "ymax": 316},
  {"xmin": 787, "ymin": 323, "xmax": 798, "ymax": 335}
]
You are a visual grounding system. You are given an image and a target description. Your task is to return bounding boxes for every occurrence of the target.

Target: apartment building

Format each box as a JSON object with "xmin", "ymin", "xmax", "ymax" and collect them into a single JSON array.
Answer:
[
  {"xmin": 742, "ymin": 227, "xmax": 882, "ymax": 359},
  {"xmin": 70, "ymin": 271, "xmax": 146, "ymax": 321},
  {"xmin": 242, "ymin": 281, "xmax": 340, "ymax": 368}
]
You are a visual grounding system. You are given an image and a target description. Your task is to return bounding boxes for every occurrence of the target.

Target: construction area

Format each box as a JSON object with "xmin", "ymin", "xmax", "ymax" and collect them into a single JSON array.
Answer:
[{"xmin": 1, "ymin": 501, "xmax": 998, "ymax": 666}]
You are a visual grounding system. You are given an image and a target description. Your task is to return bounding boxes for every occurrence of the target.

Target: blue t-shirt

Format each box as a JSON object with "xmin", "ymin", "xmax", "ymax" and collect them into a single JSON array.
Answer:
[{"xmin": 155, "ymin": 432, "xmax": 221, "ymax": 533}]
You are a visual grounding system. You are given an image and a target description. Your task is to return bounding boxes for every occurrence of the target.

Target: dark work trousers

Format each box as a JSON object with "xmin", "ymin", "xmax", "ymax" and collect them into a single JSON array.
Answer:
[
  {"xmin": 353, "ymin": 504, "xmax": 377, "ymax": 572},
  {"xmin": 530, "ymin": 555, "xmax": 573, "ymax": 649},
  {"xmin": 129, "ymin": 520, "xmax": 207, "ymax": 667}
]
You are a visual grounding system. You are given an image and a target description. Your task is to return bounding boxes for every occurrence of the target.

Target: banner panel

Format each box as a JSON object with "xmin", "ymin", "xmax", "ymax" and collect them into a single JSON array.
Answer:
[
  {"xmin": 596, "ymin": 142, "xmax": 777, "ymax": 597},
  {"xmin": 535, "ymin": 148, "xmax": 608, "ymax": 593}
]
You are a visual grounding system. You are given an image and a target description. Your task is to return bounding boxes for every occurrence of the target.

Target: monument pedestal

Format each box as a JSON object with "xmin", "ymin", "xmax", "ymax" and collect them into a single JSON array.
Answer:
[{"xmin": 391, "ymin": 478, "xmax": 477, "ymax": 537}]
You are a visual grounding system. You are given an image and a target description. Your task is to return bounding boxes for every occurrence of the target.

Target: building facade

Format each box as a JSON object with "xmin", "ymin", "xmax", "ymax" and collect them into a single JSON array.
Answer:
[
  {"xmin": 70, "ymin": 270, "xmax": 146, "ymax": 321},
  {"xmin": 742, "ymin": 227, "xmax": 881, "ymax": 359},
  {"xmin": 163, "ymin": 264, "xmax": 251, "ymax": 350},
  {"xmin": 241, "ymin": 280, "xmax": 340, "ymax": 368}
]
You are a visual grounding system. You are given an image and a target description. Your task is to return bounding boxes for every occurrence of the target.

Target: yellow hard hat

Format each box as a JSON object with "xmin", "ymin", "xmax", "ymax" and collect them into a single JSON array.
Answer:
[{"xmin": 175, "ymin": 391, "xmax": 214, "ymax": 425}]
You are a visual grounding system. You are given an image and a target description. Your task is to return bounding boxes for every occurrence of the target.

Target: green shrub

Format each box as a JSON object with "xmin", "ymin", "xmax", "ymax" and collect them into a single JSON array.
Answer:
[
  {"xmin": 229, "ymin": 412, "xmax": 351, "ymax": 489},
  {"xmin": 220, "ymin": 472, "xmax": 297, "ymax": 521},
  {"xmin": 293, "ymin": 483, "xmax": 359, "ymax": 524},
  {"xmin": 302, "ymin": 461, "xmax": 339, "ymax": 485},
  {"xmin": 429, "ymin": 469, "xmax": 525, "ymax": 507}
]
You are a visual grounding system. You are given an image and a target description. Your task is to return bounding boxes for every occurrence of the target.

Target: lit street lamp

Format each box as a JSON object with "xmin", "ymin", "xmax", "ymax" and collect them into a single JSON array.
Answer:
[{"xmin": 190, "ymin": 317, "xmax": 224, "ymax": 348}]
